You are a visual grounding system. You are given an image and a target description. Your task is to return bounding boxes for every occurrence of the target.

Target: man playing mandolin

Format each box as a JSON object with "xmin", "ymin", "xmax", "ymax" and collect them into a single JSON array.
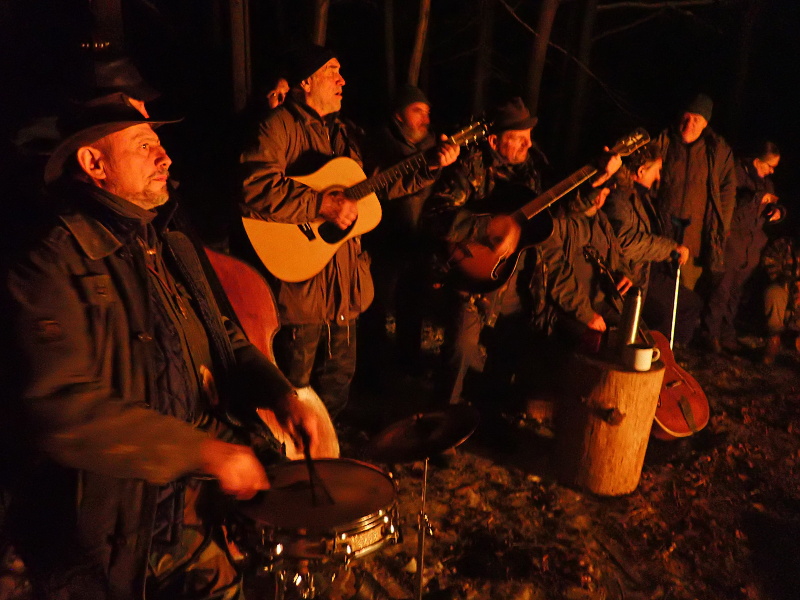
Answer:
[
  {"xmin": 239, "ymin": 45, "xmax": 459, "ymax": 418},
  {"xmin": 421, "ymin": 97, "xmax": 621, "ymax": 421}
]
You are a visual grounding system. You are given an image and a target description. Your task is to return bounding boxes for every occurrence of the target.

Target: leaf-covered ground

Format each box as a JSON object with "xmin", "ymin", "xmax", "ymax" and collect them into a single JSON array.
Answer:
[{"xmin": 332, "ymin": 338, "xmax": 800, "ymax": 600}]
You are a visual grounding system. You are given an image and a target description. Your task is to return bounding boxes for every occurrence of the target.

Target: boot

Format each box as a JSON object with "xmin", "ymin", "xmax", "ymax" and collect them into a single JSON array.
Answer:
[{"xmin": 763, "ymin": 334, "xmax": 781, "ymax": 365}]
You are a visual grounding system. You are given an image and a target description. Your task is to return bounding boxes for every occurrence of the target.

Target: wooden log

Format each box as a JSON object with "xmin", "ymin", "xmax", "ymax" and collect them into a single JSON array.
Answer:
[{"xmin": 555, "ymin": 352, "xmax": 664, "ymax": 496}]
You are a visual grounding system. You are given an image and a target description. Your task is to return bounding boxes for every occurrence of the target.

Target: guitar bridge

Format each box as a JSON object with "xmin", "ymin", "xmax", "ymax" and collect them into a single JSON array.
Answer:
[{"xmin": 298, "ymin": 223, "xmax": 316, "ymax": 241}]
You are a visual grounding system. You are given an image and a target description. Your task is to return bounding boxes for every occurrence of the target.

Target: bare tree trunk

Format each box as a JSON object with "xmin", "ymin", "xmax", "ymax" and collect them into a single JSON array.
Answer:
[
  {"xmin": 526, "ymin": 0, "xmax": 560, "ymax": 116},
  {"xmin": 729, "ymin": 0, "xmax": 763, "ymax": 136},
  {"xmin": 230, "ymin": 0, "xmax": 251, "ymax": 111},
  {"xmin": 313, "ymin": 0, "xmax": 330, "ymax": 45},
  {"xmin": 472, "ymin": 0, "xmax": 495, "ymax": 115},
  {"xmin": 385, "ymin": 0, "xmax": 396, "ymax": 99},
  {"xmin": 408, "ymin": 0, "xmax": 431, "ymax": 85},
  {"xmin": 565, "ymin": 0, "xmax": 598, "ymax": 163}
]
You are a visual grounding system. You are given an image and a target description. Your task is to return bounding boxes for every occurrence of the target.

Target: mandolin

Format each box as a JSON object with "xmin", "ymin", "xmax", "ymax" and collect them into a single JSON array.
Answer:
[
  {"xmin": 582, "ymin": 245, "xmax": 709, "ymax": 440},
  {"xmin": 446, "ymin": 128, "xmax": 650, "ymax": 294}
]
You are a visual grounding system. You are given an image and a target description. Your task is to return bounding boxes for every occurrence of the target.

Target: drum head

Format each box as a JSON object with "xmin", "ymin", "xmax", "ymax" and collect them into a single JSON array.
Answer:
[{"xmin": 239, "ymin": 458, "xmax": 395, "ymax": 532}]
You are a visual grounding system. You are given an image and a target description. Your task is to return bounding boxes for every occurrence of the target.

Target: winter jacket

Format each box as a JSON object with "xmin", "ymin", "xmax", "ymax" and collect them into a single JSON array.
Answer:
[
  {"xmin": 725, "ymin": 157, "xmax": 778, "ymax": 272},
  {"xmin": 1, "ymin": 182, "xmax": 292, "ymax": 599},
  {"xmin": 605, "ymin": 182, "xmax": 676, "ymax": 291},
  {"xmin": 421, "ymin": 141, "xmax": 544, "ymax": 320},
  {"xmin": 537, "ymin": 208, "xmax": 628, "ymax": 332},
  {"xmin": 240, "ymin": 95, "xmax": 437, "ymax": 325},
  {"xmin": 655, "ymin": 127, "xmax": 736, "ymax": 272}
]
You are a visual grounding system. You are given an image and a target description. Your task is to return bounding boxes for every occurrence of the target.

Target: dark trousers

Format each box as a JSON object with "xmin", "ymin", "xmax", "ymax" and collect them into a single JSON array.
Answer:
[
  {"xmin": 703, "ymin": 248, "xmax": 762, "ymax": 343},
  {"xmin": 273, "ymin": 321, "xmax": 357, "ymax": 418}
]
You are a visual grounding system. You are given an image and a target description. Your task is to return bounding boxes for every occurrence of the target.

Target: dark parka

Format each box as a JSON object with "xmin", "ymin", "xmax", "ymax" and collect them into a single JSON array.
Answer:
[
  {"xmin": 537, "ymin": 206, "xmax": 629, "ymax": 334},
  {"xmin": 1, "ymin": 183, "xmax": 292, "ymax": 599},
  {"xmin": 240, "ymin": 94, "xmax": 437, "ymax": 326},
  {"xmin": 605, "ymin": 182, "xmax": 676, "ymax": 292},
  {"xmin": 654, "ymin": 127, "xmax": 736, "ymax": 273}
]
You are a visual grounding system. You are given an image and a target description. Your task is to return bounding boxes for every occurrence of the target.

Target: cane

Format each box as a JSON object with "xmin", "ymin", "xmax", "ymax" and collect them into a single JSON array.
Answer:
[{"xmin": 669, "ymin": 217, "xmax": 691, "ymax": 349}]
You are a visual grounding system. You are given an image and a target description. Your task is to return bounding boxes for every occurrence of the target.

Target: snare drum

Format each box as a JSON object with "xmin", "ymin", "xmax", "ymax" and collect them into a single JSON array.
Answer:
[{"xmin": 235, "ymin": 459, "xmax": 400, "ymax": 568}]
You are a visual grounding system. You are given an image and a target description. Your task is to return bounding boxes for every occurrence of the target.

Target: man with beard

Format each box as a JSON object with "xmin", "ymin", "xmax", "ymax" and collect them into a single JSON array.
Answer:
[
  {"xmin": 240, "ymin": 46, "xmax": 458, "ymax": 418},
  {"xmin": 0, "ymin": 93, "xmax": 327, "ymax": 599},
  {"xmin": 422, "ymin": 97, "xmax": 620, "ymax": 419},
  {"xmin": 361, "ymin": 86, "xmax": 446, "ymax": 376}
]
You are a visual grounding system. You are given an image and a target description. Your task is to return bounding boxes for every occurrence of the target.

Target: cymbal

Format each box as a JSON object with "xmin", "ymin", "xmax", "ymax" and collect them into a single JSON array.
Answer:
[{"xmin": 365, "ymin": 405, "xmax": 480, "ymax": 463}]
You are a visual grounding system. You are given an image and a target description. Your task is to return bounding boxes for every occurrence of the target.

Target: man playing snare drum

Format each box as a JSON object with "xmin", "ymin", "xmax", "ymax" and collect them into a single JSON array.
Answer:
[{"xmin": 0, "ymin": 93, "xmax": 329, "ymax": 599}]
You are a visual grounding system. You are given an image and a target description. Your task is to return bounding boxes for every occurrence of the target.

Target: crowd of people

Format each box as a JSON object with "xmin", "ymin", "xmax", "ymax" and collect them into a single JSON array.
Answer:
[{"xmin": 0, "ymin": 42, "xmax": 796, "ymax": 599}]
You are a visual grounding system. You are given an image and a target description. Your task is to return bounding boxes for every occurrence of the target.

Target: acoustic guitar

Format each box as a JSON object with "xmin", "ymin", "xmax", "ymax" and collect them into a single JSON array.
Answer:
[
  {"xmin": 582, "ymin": 245, "xmax": 709, "ymax": 440},
  {"xmin": 243, "ymin": 120, "xmax": 489, "ymax": 283},
  {"xmin": 446, "ymin": 128, "xmax": 650, "ymax": 294}
]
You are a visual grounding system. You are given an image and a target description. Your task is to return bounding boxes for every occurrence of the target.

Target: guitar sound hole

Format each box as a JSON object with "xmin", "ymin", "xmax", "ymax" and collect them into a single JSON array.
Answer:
[{"xmin": 318, "ymin": 218, "xmax": 357, "ymax": 244}]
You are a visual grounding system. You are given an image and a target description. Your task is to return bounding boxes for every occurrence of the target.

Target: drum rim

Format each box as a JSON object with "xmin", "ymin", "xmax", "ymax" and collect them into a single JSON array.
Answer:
[{"xmin": 240, "ymin": 457, "xmax": 397, "ymax": 533}]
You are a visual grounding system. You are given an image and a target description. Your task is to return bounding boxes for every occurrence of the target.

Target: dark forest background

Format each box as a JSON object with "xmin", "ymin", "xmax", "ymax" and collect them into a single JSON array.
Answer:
[{"xmin": 1, "ymin": 0, "xmax": 798, "ymax": 241}]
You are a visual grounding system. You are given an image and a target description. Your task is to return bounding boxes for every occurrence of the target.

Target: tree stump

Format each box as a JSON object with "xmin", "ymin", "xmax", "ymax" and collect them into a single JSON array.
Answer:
[{"xmin": 555, "ymin": 352, "xmax": 664, "ymax": 496}]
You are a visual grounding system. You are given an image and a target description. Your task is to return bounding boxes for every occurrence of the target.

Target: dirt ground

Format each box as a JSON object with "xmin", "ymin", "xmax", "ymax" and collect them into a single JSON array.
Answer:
[
  {"xmin": 322, "ymin": 335, "xmax": 800, "ymax": 600},
  {"xmin": 2, "ymin": 334, "xmax": 798, "ymax": 600}
]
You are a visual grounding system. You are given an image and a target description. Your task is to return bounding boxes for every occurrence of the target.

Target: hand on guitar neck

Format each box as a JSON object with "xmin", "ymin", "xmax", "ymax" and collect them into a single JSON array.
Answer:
[
  {"xmin": 316, "ymin": 136, "xmax": 459, "ymax": 232},
  {"xmin": 589, "ymin": 147, "xmax": 623, "ymax": 188},
  {"xmin": 319, "ymin": 189, "xmax": 359, "ymax": 230},
  {"xmin": 433, "ymin": 135, "xmax": 461, "ymax": 169}
]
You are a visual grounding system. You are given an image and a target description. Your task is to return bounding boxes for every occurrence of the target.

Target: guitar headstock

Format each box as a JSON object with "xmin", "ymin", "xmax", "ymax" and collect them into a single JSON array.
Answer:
[
  {"xmin": 447, "ymin": 120, "xmax": 490, "ymax": 147},
  {"xmin": 609, "ymin": 127, "xmax": 651, "ymax": 157}
]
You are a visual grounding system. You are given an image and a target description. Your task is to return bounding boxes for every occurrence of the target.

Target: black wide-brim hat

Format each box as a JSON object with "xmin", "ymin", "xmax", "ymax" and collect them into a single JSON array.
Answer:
[
  {"xmin": 44, "ymin": 92, "xmax": 180, "ymax": 184},
  {"xmin": 489, "ymin": 97, "xmax": 538, "ymax": 134}
]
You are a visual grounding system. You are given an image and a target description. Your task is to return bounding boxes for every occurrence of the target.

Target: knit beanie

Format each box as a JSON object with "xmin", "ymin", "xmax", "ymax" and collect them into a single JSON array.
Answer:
[
  {"xmin": 393, "ymin": 85, "xmax": 430, "ymax": 113},
  {"xmin": 684, "ymin": 93, "xmax": 713, "ymax": 122},
  {"xmin": 287, "ymin": 45, "xmax": 337, "ymax": 87}
]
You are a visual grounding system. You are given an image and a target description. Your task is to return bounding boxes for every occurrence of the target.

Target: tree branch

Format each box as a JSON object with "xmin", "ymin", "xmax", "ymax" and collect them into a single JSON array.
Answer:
[
  {"xmin": 497, "ymin": 0, "xmax": 642, "ymax": 119},
  {"xmin": 597, "ymin": 0, "xmax": 718, "ymax": 12},
  {"xmin": 592, "ymin": 10, "xmax": 664, "ymax": 42}
]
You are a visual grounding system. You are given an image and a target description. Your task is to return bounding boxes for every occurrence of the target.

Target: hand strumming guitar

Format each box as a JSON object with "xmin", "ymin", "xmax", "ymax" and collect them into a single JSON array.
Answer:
[
  {"xmin": 484, "ymin": 214, "xmax": 522, "ymax": 260},
  {"xmin": 319, "ymin": 189, "xmax": 358, "ymax": 230}
]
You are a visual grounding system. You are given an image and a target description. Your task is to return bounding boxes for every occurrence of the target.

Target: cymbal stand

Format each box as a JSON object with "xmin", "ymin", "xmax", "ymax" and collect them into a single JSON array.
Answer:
[{"xmin": 416, "ymin": 457, "xmax": 432, "ymax": 600}]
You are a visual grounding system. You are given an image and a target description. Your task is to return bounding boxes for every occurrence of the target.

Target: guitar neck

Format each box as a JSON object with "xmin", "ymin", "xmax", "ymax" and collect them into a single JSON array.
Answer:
[
  {"xmin": 515, "ymin": 164, "xmax": 598, "ymax": 221},
  {"xmin": 346, "ymin": 125, "xmax": 484, "ymax": 200},
  {"xmin": 347, "ymin": 152, "xmax": 431, "ymax": 200}
]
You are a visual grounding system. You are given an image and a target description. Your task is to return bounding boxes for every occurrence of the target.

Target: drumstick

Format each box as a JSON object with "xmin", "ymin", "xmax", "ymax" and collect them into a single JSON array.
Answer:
[{"xmin": 302, "ymin": 431, "xmax": 335, "ymax": 506}]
